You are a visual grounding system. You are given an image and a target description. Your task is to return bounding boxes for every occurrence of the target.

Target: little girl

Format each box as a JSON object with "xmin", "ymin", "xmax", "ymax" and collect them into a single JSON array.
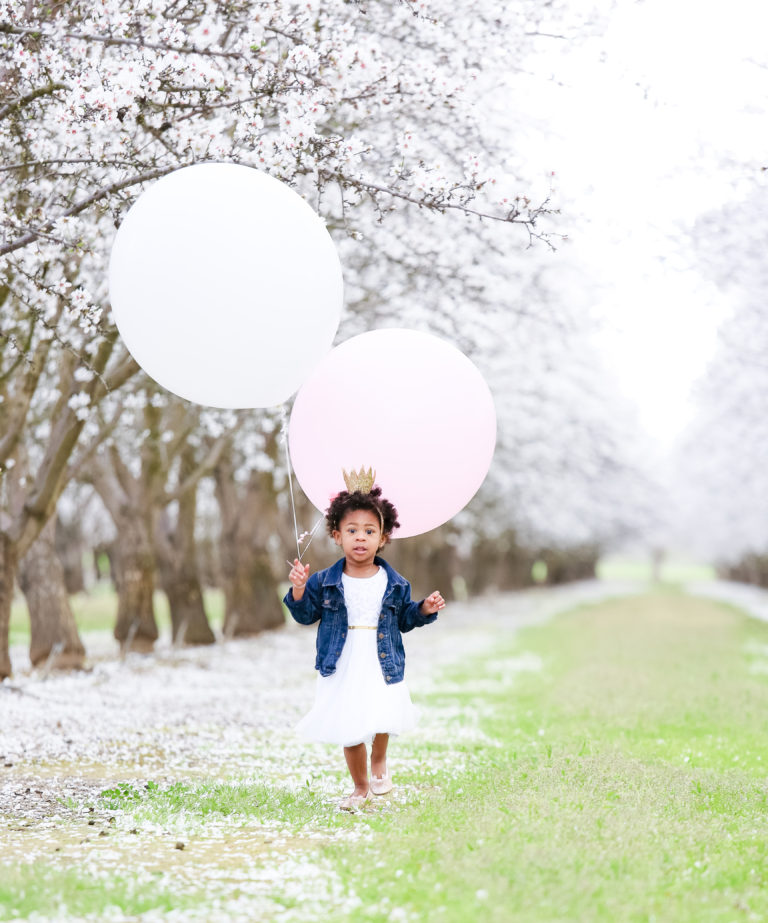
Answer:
[{"xmin": 285, "ymin": 479, "xmax": 445, "ymax": 811}]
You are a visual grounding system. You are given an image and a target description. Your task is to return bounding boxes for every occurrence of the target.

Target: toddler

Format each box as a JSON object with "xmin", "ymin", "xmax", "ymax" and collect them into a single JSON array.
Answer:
[{"xmin": 285, "ymin": 475, "xmax": 444, "ymax": 811}]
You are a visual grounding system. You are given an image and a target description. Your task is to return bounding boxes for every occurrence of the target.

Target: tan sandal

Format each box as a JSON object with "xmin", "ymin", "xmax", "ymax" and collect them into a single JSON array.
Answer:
[
  {"xmin": 370, "ymin": 773, "xmax": 393, "ymax": 795},
  {"xmin": 338, "ymin": 791, "xmax": 370, "ymax": 812}
]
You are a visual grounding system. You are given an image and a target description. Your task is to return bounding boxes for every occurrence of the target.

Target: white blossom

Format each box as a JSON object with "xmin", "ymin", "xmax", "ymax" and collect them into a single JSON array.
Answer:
[{"xmin": 67, "ymin": 391, "xmax": 91, "ymax": 421}]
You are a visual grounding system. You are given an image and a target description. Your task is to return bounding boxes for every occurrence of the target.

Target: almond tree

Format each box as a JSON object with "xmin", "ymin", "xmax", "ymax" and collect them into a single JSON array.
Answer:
[
  {"xmin": 0, "ymin": 317, "xmax": 136, "ymax": 677},
  {"xmin": 17, "ymin": 512, "xmax": 86, "ymax": 669},
  {"xmin": 213, "ymin": 432, "xmax": 286, "ymax": 637},
  {"xmin": 0, "ymin": 0, "xmax": 644, "ymax": 676},
  {"xmin": 481, "ymin": 243, "xmax": 664, "ymax": 555},
  {"xmin": 673, "ymin": 185, "xmax": 768, "ymax": 573},
  {"xmin": 1, "ymin": 0, "xmax": 572, "ymax": 677},
  {"xmin": 83, "ymin": 384, "xmax": 237, "ymax": 649},
  {"xmin": 5, "ymin": 437, "xmax": 87, "ymax": 670}
]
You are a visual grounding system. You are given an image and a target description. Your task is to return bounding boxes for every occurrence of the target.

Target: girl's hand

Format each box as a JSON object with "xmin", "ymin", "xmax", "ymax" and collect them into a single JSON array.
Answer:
[
  {"xmin": 421, "ymin": 591, "xmax": 445, "ymax": 615},
  {"xmin": 288, "ymin": 558, "xmax": 310, "ymax": 600}
]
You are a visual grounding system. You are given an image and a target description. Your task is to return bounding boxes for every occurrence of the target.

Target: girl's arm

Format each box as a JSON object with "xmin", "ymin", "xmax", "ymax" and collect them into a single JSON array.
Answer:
[
  {"xmin": 283, "ymin": 560, "xmax": 321, "ymax": 625},
  {"xmin": 288, "ymin": 559, "xmax": 310, "ymax": 601},
  {"xmin": 397, "ymin": 584, "xmax": 444, "ymax": 632},
  {"xmin": 420, "ymin": 591, "xmax": 445, "ymax": 615}
]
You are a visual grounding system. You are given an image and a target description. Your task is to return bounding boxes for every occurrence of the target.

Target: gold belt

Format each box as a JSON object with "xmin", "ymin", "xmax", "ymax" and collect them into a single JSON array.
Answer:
[{"xmin": 348, "ymin": 625, "xmax": 377, "ymax": 630}]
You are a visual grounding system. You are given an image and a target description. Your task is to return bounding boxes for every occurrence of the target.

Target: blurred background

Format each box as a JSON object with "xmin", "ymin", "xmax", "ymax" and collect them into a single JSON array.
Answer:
[{"xmin": 1, "ymin": 0, "xmax": 766, "ymax": 676}]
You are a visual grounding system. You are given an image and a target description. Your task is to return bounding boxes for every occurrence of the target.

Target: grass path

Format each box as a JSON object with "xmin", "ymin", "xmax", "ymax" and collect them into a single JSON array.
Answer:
[
  {"xmin": 3, "ymin": 587, "xmax": 768, "ymax": 921},
  {"xmin": 310, "ymin": 589, "xmax": 768, "ymax": 923}
]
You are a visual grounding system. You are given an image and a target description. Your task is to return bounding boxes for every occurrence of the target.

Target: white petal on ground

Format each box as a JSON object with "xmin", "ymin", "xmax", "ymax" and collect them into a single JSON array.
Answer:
[{"xmin": 0, "ymin": 580, "xmax": 640, "ymax": 920}]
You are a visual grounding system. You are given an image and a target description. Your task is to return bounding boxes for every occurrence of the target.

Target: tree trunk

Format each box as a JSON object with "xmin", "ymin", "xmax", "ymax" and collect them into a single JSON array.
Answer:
[
  {"xmin": 387, "ymin": 530, "xmax": 457, "ymax": 601},
  {"xmin": 497, "ymin": 533, "xmax": 537, "ymax": 591},
  {"xmin": 155, "ymin": 455, "xmax": 214, "ymax": 646},
  {"xmin": 161, "ymin": 566, "xmax": 214, "ymax": 644},
  {"xmin": 0, "ymin": 533, "xmax": 17, "ymax": 680},
  {"xmin": 88, "ymin": 454, "xmax": 159, "ymax": 652},
  {"xmin": 422, "ymin": 542, "xmax": 459, "ymax": 600},
  {"xmin": 111, "ymin": 514, "xmax": 158, "ymax": 651},
  {"xmin": 93, "ymin": 542, "xmax": 114, "ymax": 583},
  {"xmin": 215, "ymin": 450, "xmax": 284, "ymax": 637},
  {"xmin": 197, "ymin": 535, "xmax": 222, "ymax": 589},
  {"xmin": 464, "ymin": 537, "xmax": 503, "ymax": 596},
  {"xmin": 18, "ymin": 516, "xmax": 86, "ymax": 669},
  {"xmin": 539, "ymin": 545, "xmax": 598, "ymax": 585},
  {"xmin": 55, "ymin": 513, "xmax": 86, "ymax": 594},
  {"xmin": 220, "ymin": 542, "xmax": 282, "ymax": 637}
]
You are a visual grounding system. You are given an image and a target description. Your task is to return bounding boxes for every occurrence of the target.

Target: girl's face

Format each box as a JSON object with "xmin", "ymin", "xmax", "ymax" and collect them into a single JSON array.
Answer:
[{"xmin": 333, "ymin": 509, "xmax": 385, "ymax": 567}]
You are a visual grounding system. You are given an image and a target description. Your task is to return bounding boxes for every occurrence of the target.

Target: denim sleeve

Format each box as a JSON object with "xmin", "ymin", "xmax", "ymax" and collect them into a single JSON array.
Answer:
[
  {"xmin": 396, "ymin": 581, "xmax": 438, "ymax": 633},
  {"xmin": 283, "ymin": 573, "xmax": 322, "ymax": 625}
]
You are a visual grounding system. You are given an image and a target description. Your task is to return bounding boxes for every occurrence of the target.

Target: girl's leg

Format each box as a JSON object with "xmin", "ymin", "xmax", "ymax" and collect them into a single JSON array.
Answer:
[
  {"xmin": 370, "ymin": 733, "xmax": 389, "ymax": 779},
  {"xmin": 343, "ymin": 743, "xmax": 370, "ymax": 796}
]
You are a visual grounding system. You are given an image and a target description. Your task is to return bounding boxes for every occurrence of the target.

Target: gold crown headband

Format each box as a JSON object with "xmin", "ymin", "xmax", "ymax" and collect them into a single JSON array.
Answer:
[
  {"xmin": 342, "ymin": 466, "xmax": 384, "ymax": 531},
  {"xmin": 342, "ymin": 466, "xmax": 376, "ymax": 494}
]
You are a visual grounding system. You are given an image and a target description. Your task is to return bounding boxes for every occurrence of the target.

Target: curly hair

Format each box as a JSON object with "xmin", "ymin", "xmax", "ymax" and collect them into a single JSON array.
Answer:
[{"xmin": 325, "ymin": 486, "xmax": 401, "ymax": 539}]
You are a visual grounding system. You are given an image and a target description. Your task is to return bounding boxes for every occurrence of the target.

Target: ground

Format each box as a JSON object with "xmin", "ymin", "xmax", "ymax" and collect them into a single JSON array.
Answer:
[{"xmin": 2, "ymin": 578, "xmax": 767, "ymax": 921}]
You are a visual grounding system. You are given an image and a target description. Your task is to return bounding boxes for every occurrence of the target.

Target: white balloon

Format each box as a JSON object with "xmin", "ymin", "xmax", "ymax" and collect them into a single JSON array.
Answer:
[{"xmin": 108, "ymin": 163, "xmax": 343, "ymax": 408}]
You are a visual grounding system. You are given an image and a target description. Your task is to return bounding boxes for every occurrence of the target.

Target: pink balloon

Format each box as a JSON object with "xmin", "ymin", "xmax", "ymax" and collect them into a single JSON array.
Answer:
[{"xmin": 288, "ymin": 328, "xmax": 496, "ymax": 538}]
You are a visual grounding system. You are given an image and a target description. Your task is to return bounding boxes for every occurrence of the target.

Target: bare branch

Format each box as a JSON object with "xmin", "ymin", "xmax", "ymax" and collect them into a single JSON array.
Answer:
[
  {"xmin": 0, "ymin": 23, "xmax": 241, "ymax": 59},
  {"xmin": 165, "ymin": 426, "xmax": 241, "ymax": 504},
  {"xmin": 0, "ymin": 166, "xmax": 177, "ymax": 257},
  {"xmin": 90, "ymin": 353, "xmax": 140, "ymax": 401},
  {"xmin": 65, "ymin": 400, "xmax": 125, "ymax": 484},
  {"xmin": 11, "ymin": 333, "xmax": 120, "ymax": 554},
  {"xmin": 108, "ymin": 441, "xmax": 137, "ymax": 503},
  {"xmin": 0, "ymin": 82, "xmax": 69, "ymax": 120},
  {"xmin": 0, "ymin": 314, "xmax": 61, "ymax": 463},
  {"xmin": 318, "ymin": 168, "xmax": 553, "ymax": 232},
  {"xmin": 0, "ymin": 157, "xmax": 139, "ymax": 173}
]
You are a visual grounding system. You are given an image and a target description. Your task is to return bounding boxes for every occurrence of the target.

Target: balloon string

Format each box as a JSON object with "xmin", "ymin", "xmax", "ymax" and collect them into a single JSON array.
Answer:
[
  {"xmin": 298, "ymin": 516, "xmax": 323, "ymax": 561},
  {"xmin": 280, "ymin": 407, "xmax": 301, "ymax": 561},
  {"xmin": 280, "ymin": 407, "xmax": 323, "ymax": 563}
]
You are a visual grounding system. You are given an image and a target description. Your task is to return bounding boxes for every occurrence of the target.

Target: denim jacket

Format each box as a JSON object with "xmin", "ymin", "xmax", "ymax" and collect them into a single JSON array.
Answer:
[{"xmin": 283, "ymin": 556, "xmax": 437, "ymax": 685}]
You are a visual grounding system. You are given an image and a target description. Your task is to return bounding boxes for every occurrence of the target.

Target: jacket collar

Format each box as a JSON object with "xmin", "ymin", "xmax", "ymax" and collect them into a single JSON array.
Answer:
[{"xmin": 321, "ymin": 555, "xmax": 406, "ymax": 588}]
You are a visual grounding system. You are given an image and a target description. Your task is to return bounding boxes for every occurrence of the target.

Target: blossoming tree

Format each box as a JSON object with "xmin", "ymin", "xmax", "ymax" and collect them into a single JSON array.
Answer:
[
  {"xmin": 673, "ymin": 183, "xmax": 768, "ymax": 572},
  {"xmin": 0, "ymin": 0, "xmax": 574, "ymax": 677}
]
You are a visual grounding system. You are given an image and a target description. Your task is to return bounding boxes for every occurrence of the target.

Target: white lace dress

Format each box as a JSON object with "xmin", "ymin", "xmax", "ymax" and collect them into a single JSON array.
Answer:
[{"xmin": 296, "ymin": 567, "xmax": 418, "ymax": 747}]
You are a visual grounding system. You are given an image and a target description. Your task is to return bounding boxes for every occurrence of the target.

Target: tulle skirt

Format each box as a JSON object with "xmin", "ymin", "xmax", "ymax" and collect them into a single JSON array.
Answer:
[{"xmin": 296, "ymin": 630, "xmax": 417, "ymax": 747}]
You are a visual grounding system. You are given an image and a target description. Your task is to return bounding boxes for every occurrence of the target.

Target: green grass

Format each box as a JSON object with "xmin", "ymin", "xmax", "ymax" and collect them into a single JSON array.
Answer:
[
  {"xmin": 97, "ymin": 779, "xmax": 341, "ymax": 830},
  {"xmin": 323, "ymin": 592, "xmax": 768, "ymax": 921},
  {"xmin": 9, "ymin": 585, "xmax": 226, "ymax": 643},
  {"xmin": 0, "ymin": 864, "xmax": 200, "ymax": 920},
  {"xmin": 5, "ymin": 590, "xmax": 768, "ymax": 921},
  {"xmin": 597, "ymin": 555, "xmax": 716, "ymax": 583}
]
